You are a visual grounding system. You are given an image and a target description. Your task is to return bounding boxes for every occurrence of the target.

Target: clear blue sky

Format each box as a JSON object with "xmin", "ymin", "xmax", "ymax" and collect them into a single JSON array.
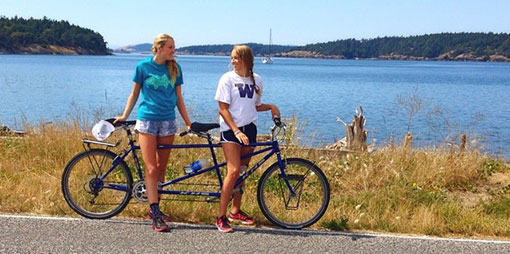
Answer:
[{"xmin": 3, "ymin": 0, "xmax": 510, "ymax": 48}]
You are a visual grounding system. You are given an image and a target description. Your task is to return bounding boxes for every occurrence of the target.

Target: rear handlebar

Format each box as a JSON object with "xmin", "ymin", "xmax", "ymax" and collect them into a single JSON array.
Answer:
[{"xmin": 105, "ymin": 118, "xmax": 136, "ymax": 128}]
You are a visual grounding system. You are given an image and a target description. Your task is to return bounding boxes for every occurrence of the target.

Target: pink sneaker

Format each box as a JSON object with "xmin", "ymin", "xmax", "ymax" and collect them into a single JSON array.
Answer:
[
  {"xmin": 228, "ymin": 210, "xmax": 255, "ymax": 225},
  {"xmin": 151, "ymin": 214, "xmax": 169, "ymax": 232},
  {"xmin": 147, "ymin": 208, "xmax": 172, "ymax": 223},
  {"xmin": 216, "ymin": 215, "xmax": 233, "ymax": 233}
]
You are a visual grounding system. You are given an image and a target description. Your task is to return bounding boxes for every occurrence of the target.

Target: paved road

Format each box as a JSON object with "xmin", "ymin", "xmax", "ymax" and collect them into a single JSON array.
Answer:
[{"xmin": 1, "ymin": 214, "xmax": 510, "ymax": 253}]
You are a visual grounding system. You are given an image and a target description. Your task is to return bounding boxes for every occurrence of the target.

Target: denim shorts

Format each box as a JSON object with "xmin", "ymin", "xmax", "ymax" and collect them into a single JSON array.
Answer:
[{"xmin": 134, "ymin": 120, "xmax": 178, "ymax": 137}]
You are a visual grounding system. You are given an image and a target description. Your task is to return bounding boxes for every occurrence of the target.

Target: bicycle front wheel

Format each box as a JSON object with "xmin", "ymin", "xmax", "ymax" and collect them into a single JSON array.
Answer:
[
  {"xmin": 257, "ymin": 158, "xmax": 330, "ymax": 229},
  {"xmin": 61, "ymin": 149, "xmax": 133, "ymax": 219}
]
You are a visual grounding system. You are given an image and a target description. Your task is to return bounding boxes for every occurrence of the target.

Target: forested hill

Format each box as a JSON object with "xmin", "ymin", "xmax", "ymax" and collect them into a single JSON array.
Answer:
[
  {"xmin": 282, "ymin": 32, "xmax": 510, "ymax": 61},
  {"xmin": 165, "ymin": 33, "xmax": 510, "ymax": 62},
  {"xmin": 0, "ymin": 16, "xmax": 109, "ymax": 55},
  {"xmin": 176, "ymin": 43, "xmax": 296, "ymax": 56}
]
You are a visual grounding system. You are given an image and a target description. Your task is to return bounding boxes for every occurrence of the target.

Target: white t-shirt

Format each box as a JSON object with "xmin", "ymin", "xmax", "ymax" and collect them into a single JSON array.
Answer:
[{"xmin": 214, "ymin": 71, "xmax": 263, "ymax": 132}]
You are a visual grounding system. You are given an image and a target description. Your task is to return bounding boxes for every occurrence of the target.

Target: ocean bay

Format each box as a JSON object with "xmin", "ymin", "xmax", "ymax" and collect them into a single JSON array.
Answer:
[{"xmin": 1, "ymin": 54, "xmax": 509, "ymax": 155}]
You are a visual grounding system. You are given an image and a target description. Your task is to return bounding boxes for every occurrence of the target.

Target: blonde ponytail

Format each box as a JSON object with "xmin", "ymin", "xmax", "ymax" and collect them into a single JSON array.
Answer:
[{"xmin": 167, "ymin": 59, "xmax": 179, "ymax": 84}]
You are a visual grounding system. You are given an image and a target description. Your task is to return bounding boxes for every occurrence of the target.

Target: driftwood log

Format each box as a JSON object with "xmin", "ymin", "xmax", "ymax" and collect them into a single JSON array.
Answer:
[
  {"xmin": 345, "ymin": 106, "xmax": 368, "ymax": 151},
  {"xmin": 0, "ymin": 125, "xmax": 26, "ymax": 137},
  {"xmin": 328, "ymin": 106, "xmax": 368, "ymax": 151}
]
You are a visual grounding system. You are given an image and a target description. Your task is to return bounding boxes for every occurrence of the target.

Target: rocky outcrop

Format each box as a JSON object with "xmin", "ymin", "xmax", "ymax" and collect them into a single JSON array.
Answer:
[
  {"xmin": 2, "ymin": 44, "xmax": 109, "ymax": 55},
  {"xmin": 176, "ymin": 50, "xmax": 230, "ymax": 56},
  {"xmin": 456, "ymin": 53, "xmax": 489, "ymax": 61},
  {"xmin": 274, "ymin": 50, "xmax": 510, "ymax": 62},
  {"xmin": 489, "ymin": 54, "xmax": 510, "ymax": 62},
  {"xmin": 275, "ymin": 50, "xmax": 344, "ymax": 59},
  {"xmin": 378, "ymin": 53, "xmax": 428, "ymax": 61}
]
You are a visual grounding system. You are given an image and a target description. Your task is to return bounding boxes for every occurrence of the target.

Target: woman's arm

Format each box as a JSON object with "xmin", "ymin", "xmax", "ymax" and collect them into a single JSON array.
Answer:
[
  {"xmin": 114, "ymin": 82, "xmax": 141, "ymax": 123},
  {"xmin": 175, "ymin": 85, "xmax": 191, "ymax": 128},
  {"xmin": 256, "ymin": 103, "xmax": 281, "ymax": 119}
]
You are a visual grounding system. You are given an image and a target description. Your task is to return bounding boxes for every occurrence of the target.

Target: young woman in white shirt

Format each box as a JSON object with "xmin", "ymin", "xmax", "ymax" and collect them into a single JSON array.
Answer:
[{"xmin": 214, "ymin": 45, "xmax": 280, "ymax": 232}]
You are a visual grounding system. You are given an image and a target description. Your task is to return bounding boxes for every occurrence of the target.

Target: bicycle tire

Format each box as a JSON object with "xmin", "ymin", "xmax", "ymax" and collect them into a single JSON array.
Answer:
[
  {"xmin": 257, "ymin": 158, "xmax": 330, "ymax": 229},
  {"xmin": 61, "ymin": 149, "xmax": 133, "ymax": 219}
]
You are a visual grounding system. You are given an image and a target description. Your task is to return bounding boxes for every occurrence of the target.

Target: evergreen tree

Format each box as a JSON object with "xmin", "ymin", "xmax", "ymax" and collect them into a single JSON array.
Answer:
[{"xmin": 0, "ymin": 16, "xmax": 108, "ymax": 54}]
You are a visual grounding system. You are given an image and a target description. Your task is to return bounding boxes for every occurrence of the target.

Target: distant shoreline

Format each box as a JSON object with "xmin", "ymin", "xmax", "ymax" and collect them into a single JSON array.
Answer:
[
  {"xmin": 3, "ymin": 49, "xmax": 510, "ymax": 63},
  {"xmin": 176, "ymin": 51, "xmax": 510, "ymax": 62}
]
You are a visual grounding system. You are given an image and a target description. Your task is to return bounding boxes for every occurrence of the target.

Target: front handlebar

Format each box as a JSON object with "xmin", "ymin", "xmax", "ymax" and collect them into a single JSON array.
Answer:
[{"xmin": 273, "ymin": 116, "xmax": 282, "ymax": 127}]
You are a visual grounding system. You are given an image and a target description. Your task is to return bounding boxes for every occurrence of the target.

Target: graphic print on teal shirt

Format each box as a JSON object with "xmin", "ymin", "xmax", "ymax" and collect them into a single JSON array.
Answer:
[
  {"xmin": 145, "ymin": 73, "xmax": 175, "ymax": 90},
  {"xmin": 132, "ymin": 57, "xmax": 183, "ymax": 121}
]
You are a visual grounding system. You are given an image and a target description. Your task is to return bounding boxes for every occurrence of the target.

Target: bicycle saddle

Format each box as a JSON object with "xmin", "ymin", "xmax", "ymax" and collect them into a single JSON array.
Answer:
[{"xmin": 190, "ymin": 122, "xmax": 220, "ymax": 132}]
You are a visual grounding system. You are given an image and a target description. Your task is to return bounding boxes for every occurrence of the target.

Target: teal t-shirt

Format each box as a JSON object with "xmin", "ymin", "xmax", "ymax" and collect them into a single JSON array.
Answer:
[{"xmin": 132, "ymin": 57, "xmax": 183, "ymax": 121}]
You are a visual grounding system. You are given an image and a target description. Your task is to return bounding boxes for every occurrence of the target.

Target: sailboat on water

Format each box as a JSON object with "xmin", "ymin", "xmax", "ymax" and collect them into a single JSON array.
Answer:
[{"xmin": 262, "ymin": 29, "xmax": 273, "ymax": 64}]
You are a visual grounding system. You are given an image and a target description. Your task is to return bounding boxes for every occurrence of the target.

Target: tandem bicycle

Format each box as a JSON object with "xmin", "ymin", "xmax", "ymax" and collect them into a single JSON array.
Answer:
[{"xmin": 61, "ymin": 118, "xmax": 330, "ymax": 229}]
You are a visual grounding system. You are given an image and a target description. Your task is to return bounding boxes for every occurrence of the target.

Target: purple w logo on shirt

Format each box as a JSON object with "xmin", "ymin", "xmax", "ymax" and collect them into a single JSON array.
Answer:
[{"xmin": 235, "ymin": 83, "xmax": 255, "ymax": 98}]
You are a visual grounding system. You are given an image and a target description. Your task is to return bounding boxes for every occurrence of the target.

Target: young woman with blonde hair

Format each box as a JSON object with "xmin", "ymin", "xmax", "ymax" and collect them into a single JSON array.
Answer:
[
  {"xmin": 115, "ymin": 33, "xmax": 191, "ymax": 232},
  {"xmin": 214, "ymin": 45, "xmax": 280, "ymax": 232}
]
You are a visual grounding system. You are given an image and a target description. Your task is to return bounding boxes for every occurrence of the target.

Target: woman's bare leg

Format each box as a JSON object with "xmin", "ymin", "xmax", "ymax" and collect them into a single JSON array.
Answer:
[
  {"xmin": 218, "ymin": 143, "xmax": 241, "ymax": 217},
  {"xmin": 155, "ymin": 135, "xmax": 175, "ymax": 200},
  {"xmin": 138, "ymin": 133, "xmax": 159, "ymax": 204},
  {"xmin": 231, "ymin": 146, "xmax": 254, "ymax": 214}
]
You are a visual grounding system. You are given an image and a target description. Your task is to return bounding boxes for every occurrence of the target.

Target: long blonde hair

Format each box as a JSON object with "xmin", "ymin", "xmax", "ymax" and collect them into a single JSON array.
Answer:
[
  {"xmin": 152, "ymin": 33, "xmax": 179, "ymax": 84},
  {"xmin": 232, "ymin": 45, "xmax": 261, "ymax": 95}
]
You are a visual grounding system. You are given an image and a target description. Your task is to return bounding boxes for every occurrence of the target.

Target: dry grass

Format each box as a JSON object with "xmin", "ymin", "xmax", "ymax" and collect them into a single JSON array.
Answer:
[{"xmin": 1, "ymin": 120, "xmax": 510, "ymax": 238}]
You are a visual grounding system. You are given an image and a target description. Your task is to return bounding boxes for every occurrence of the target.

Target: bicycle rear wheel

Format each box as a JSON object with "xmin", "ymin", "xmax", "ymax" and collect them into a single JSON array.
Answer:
[
  {"xmin": 61, "ymin": 149, "xmax": 133, "ymax": 219},
  {"xmin": 257, "ymin": 158, "xmax": 330, "ymax": 229}
]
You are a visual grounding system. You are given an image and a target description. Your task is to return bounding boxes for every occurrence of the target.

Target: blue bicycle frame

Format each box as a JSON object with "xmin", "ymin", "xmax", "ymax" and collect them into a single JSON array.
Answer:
[{"xmin": 98, "ymin": 131, "xmax": 296, "ymax": 199}]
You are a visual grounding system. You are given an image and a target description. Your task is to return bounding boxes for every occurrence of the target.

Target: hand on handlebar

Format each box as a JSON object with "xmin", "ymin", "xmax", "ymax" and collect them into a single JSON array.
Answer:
[
  {"xmin": 270, "ymin": 105, "xmax": 281, "ymax": 126},
  {"xmin": 113, "ymin": 116, "xmax": 127, "ymax": 124},
  {"xmin": 179, "ymin": 124, "xmax": 193, "ymax": 136},
  {"xmin": 273, "ymin": 117, "xmax": 281, "ymax": 127}
]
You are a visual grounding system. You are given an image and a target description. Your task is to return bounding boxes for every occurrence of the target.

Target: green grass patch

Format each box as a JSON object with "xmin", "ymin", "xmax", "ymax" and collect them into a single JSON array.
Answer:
[
  {"xmin": 483, "ymin": 198, "xmax": 510, "ymax": 218},
  {"xmin": 322, "ymin": 217, "xmax": 349, "ymax": 231}
]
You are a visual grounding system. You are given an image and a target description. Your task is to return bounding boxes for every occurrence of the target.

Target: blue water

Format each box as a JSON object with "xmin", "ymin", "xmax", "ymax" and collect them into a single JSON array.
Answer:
[{"xmin": 1, "ymin": 54, "xmax": 509, "ymax": 154}]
